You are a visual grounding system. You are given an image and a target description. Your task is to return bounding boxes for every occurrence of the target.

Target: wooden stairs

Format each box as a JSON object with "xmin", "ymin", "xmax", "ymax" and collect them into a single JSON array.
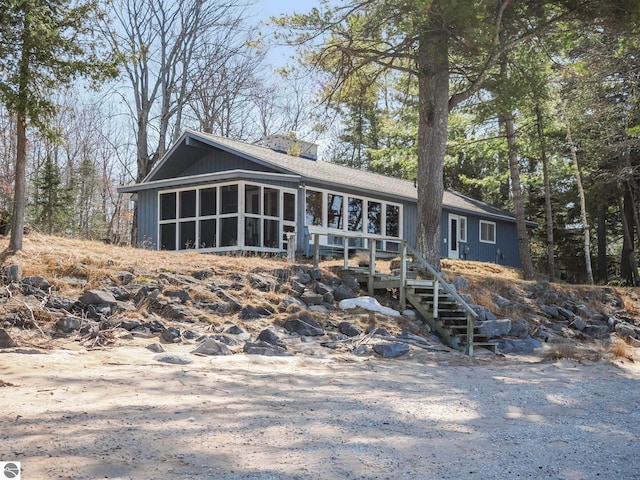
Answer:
[
  {"xmin": 311, "ymin": 232, "xmax": 498, "ymax": 356},
  {"xmin": 339, "ymin": 269, "xmax": 498, "ymax": 355}
]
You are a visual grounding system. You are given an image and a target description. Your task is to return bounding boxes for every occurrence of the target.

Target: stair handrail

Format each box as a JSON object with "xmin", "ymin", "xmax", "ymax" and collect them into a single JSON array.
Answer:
[{"xmin": 405, "ymin": 245, "xmax": 478, "ymax": 319}]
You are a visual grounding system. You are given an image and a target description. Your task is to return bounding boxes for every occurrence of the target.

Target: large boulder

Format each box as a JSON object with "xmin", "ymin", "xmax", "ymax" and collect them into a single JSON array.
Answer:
[
  {"xmin": 0, "ymin": 328, "xmax": 16, "ymax": 348},
  {"xmin": 478, "ymin": 319, "xmax": 512, "ymax": 338},
  {"xmin": 191, "ymin": 338, "xmax": 232, "ymax": 356},
  {"xmin": 373, "ymin": 342, "xmax": 410, "ymax": 358},
  {"xmin": 284, "ymin": 314, "xmax": 324, "ymax": 336}
]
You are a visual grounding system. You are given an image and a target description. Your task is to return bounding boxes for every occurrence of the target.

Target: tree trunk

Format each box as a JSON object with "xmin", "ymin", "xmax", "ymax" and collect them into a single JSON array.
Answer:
[
  {"xmin": 619, "ymin": 192, "xmax": 639, "ymax": 285},
  {"xmin": 563, "ymin": 106, "xmax": 594, "ymax": 284},
  {"xmin": 9, "ymin": 13, "xmax": 31, "ymax": 252},
  {"xmin": 9, "ymin": 112, "xmax": 27, "ymax": 252},
  {"xmin": 415, "ymin": 24, "xmax": 449, "ymax": 271},
  {"xmin": 501, "ymin": 112, "xmax": 535, "ymax": 280},
  {"xmin": 536, "ymin": 103, "xmax": 555, "ymax": 281},
  {"xmin": 597, "ymin": 197, "xmax": 607, "ymax": 283}
]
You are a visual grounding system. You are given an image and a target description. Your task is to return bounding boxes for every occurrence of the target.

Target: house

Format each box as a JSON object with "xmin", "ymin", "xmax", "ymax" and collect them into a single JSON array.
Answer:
[{"xmin": 119, "ymin": 130, "xmax": 531, "ymax": 268}]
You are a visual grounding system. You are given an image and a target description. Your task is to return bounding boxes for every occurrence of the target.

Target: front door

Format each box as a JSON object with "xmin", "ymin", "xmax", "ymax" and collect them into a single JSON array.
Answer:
[{"xmin": 448, "ymin": 214, "xmax": 459, "ymax": 259}]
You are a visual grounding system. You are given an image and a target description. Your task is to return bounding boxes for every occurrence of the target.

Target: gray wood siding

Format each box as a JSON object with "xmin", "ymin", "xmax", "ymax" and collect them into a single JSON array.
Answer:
[
  {"xmin": 183, "ymin": 150, "xmax": 276, "ymax": 177},
  {"xmin": 440, "ymin": 209, "xmax": 521, "ymax": 268},
  {"xmin": 402, "ymin": 202, "xmax": 418, "ymax": 249},
  {"xmin": 137, "ymin": 189, "xmax": 159, "ymax": 248}
]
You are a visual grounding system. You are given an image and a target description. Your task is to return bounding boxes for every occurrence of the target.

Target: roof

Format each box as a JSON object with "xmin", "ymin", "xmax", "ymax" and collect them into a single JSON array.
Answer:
[{"xmin": 121, "ymin": 130, "xmax": 530, "ymax": 225}]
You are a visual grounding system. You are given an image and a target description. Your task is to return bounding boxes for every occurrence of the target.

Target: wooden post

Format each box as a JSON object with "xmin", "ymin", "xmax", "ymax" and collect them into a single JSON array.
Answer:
[
  {"xmin": 286, "ymin": 232, "xmax": 295, "ymax": 264},
  {"xmin": 313, "ymin": 234, "xmax": 320, "ymax": 268},
  {"xmin": 433, "ymin": 280, "xmax": 439, "ymax": 319},
  {"xmin": 400, "ymin": 241, "xmax": 407, "ymax": 310},
  {"xmin": 343, "ymin": 237, "xmax": 349, "ymax": 270},
  {"xmin": 466, "ymin": 312, "xmax": 474, "ymax": 357},
  {"xmin": 368, "ymin": 240, "xmax": 376, "ymax": 296}
]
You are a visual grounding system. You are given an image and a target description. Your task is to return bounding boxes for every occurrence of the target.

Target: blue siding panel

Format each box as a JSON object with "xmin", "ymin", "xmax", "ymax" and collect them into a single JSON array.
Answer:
[
  {"xmin": 137, "ymin": 189, "xmax": 158, "ymax": 248},
  {"xmin": 440, "ymin": 208, "xmax": 521, "ymax": 268}
]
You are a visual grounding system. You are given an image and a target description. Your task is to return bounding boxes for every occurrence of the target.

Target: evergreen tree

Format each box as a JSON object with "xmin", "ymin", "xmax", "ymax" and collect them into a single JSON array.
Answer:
[{"xmin": 32, "ymin": 154, "xmax": 73, "ymax": 235}]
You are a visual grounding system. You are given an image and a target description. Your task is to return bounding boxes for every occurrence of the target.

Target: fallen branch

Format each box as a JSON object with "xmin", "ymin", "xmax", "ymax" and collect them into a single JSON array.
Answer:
[{"xmin": 5, "ymin": 285, "xmax": 47, "ymax": 337}]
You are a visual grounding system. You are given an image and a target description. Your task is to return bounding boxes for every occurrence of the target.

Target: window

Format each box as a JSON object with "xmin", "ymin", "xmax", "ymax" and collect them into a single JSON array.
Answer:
[
  {"xmin": 305, "ymin": 190, "xmax": 323, "ymax": 226},
  {"xmin": 303, "ymin": 187, "xmax": 402, "ymax": 250},
  {"xmin": 367, "ymin": 201, "xmax": 382, "ymax": 234},
  {"xmin": 386, "ymin": 204, "xmax": 399, "ymax": 237},
  {"xmin": 221, "ymin": 185, "xmax": 238, "ymax": 214},
  {"xmin": 327, "ymin": 193, "xmax": 344, "ymax": 229},
  {"xmin": 158, "ymin": 182, "xmax": 295, "ymax": 252},
  {"xmin": 480, "ymin": 220, "xmax": 496, "ymax": 244},
  {"xmin": 348, "ymin": 197, "xmax": 363, "ymax": 232},
  {"xmin": 459, "ymin": 216, "xmax": 467, "ymax": 243}
]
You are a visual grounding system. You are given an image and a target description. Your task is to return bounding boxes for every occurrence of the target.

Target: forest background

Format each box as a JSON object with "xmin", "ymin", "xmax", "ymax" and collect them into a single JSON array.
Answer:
[{"xmin": 0, "ymin": 0, "xmax": 639, "ymax": 286}]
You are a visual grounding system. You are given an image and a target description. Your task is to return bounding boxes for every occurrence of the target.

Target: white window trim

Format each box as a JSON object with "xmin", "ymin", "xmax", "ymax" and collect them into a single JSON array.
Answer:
[
  {"xmin": 479, "ymin": 220, "xmax": 496, "ymax": 244},
  {"xmin": 158, "ymin": 181, "xmax": 297, "ymax": 253},
  {"xmin": 304, "ymin": 186, "xmax": 403, "ymax": 250},
  {"xmin": 458, "ymin": 216, "xmax": 467, "ymax": 243}
]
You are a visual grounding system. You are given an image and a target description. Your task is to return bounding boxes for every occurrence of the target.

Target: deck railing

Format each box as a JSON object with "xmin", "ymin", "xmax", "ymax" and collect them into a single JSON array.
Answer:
[{"xmin": 309, "ymin": 232, "xmax": 478, "ymax": 356}]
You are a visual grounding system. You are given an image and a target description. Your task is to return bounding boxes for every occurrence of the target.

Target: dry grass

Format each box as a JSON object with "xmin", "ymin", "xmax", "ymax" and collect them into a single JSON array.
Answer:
[{"xmin": 611, "ymin": 337, "xmax": 635, "ymax": 362}]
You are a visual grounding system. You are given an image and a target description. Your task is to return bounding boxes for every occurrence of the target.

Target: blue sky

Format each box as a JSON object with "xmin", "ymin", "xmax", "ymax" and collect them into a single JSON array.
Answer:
[{"xmin": 254, "ymin": 0, "xmax": 318, "ymax": 18}]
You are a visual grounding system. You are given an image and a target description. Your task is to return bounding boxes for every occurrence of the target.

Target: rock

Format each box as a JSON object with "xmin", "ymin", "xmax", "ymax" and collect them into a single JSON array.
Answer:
[
  {"xmin": 113, "ymin": 271, "xmax": 135, "ymax": 284},
  {"xmin": 309, "ymin": 268, "xmax": 323, "ymax": 281},
  {"xmin": 373, "ymin": 342, "xmax": 410, "ymax": 358},
  {"xmin": 191, "ymin": 338, "xmax": 232, "ymax": 356},
  {"xmin": 309, "ymin": 305, "xmax": 330, "ymax": 314},
  {"xmin": 615, "ymin": 322, "xmax": 640, "ymax": 339},
  {"xmin": 473, "ymin": 305, "xmax": 497, "ymax": 322},
  {"xmin": 300, "ymin": 290, "xmax": 324, "ymax": 305},
  {"xmin": 243, "ymin": 340, "xmax": 291, "ymax": 356},
  {"xmin": 55, "ymin": 316, "xmax": 83, "ymax": 334},
  {"xmin": 146, "ymin": 343, "xmax": 165, "ymax": 353},
  {"xmin": 257, "ymin": 328, "xmax": 286, "ymax": 348},
  {"xmin": 163, "ymin": 288, "xmax": 190, "ymax": 302},
  {"xmin": 315, "ymin": 282, "xmax": 332, "ymax": 295},
  {"xmin": 225, "ymin": 325, "xmax": 250, "ymax": 341},
  {"xmin": 212, "ymin": 334, "xmax": 244, "ymax": 346},
  {"xmin": 0, "ymin": 328, "xmax": 17, "ymax": 348},
  {"xmin": 494, "ymin": 336, "xmax": 542, "ymax": 354},
  {"xmin": 5, "ymin": 264, "xmax": 21, "ymax": 283},
  {"xmin": 161, "ymin": 327, "xmax": 182, "ymax": 343},
  {"xmin": 583, "ymin": 325, "xmax": 610, "ymax": 339},
  {"xmin": 249, "ymin": 273, "xmax": 278, "ymax": 292},
  {"xmin": 452, "ymin": 276, "xmax": 469, "ymax": 291},
  {"xmin": 557, "ymin": 306, "xmax": 575, "ymax": 320},
  {"xmin": 397, "ymin": 330, "xmax": 430, "ymax": 345},
  {"xmin": 341, "ymin": 276, "xmax": 361, "ymax": 292},
  {"xmin": 368, "ymin": 327, "xmax": 391, "ymax": 337},
  {"xmin": 22, "ymin": 276, "xmax": 51, "ymax": 290},
  {"xmin": 153, "ymin": 353, "xmax": 193, "ymax": 365},
  {"xmin": 494, "ymin": 296, "xmax": 511, "ymax": 308},
  {"xmin": 46, "ymin": 295, "xmax": 77, "ymax": 311},
  {"xmin": 569, "ymin": 316, "xmax": 587, "ymax": 331},
  {"xmin": 284, "ymin": 315, "xmax": 324, "ymax": 336},
  {"xmin": 80, "ymin": 289, "xmax": 117, "ymax": 306},
  {"xmin": 541, "ymin": 305, "xmax": 560, "ymax": 319},
  {"xmin": 296, "ymin": 273, "xmax": 312, "ymax": 285},
  {"xmin": 322, "ymin": 292, "xmax": 335, "ymax": 304},
  {"xmin": 338, "ymin": 321, "xmax": 363, "ymax": 337},
  {"xmin": 478, "ymin": 319, "xmax": 512, "ymax": 338},
  {"xmin": 118, "ymin": 319, "xmax": 142, "ymax": 331},
  {"xmin": 108, "ymin": 287, "xmax": 131, "ymax": 301},
  {"xmin": 353, "ymin": 344, "xmax": 372, "ymax": 356},
  {"xmin": 288, "ymin": 280, "xmax": 306, "ymax": 296},
  {"xmin": 192, "ymin": 269, "xmax": 214, "ymax": 280},
  {"xmin": 403, "ymin": 309, "xmax": 417, "ymax": 319},
  {"xmin": 508, "ymin": 321, "xmax": 528, "ymax": 337},
  {"xmin": 272, "ymin": 268, "xmax": 293, "ymax": 282},
  {"xmin": 333, "ymin": 284, "xmax": 358, "ymax": 301},
  {"xmin": 238, "ymin": 305, "xmax": 272, "ymax": 320}
]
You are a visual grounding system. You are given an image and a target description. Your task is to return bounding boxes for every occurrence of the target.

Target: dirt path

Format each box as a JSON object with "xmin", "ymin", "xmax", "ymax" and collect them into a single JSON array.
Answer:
[{"xmin": 1, "ymin": 346, "xmax": 639, "ymax": 480}]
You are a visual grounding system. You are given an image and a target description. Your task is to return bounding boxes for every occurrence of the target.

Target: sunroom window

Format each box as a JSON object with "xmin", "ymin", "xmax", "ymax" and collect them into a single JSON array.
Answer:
[{"xmin": 158, "ymin": 182, "xmax": 295, "ymax": 252}]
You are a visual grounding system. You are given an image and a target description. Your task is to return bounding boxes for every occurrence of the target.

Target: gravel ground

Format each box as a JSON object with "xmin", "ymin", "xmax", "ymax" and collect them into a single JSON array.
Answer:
[{"xmin": 0, "ymin": 346, "xmax": 639, "ymax": 480}]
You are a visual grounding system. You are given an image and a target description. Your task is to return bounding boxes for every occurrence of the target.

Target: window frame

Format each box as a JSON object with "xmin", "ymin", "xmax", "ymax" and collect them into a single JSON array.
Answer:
[
  {"xmin": 158, "ymin": 181, "xmax": 296, "ymax": 253},
  {"xmin": 479, "ymin": 220, "xmax": 496, "ymax": 244},
  {"xmin": 304, "ymin": 187, "xmax": 403, "ymax": 251}
]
